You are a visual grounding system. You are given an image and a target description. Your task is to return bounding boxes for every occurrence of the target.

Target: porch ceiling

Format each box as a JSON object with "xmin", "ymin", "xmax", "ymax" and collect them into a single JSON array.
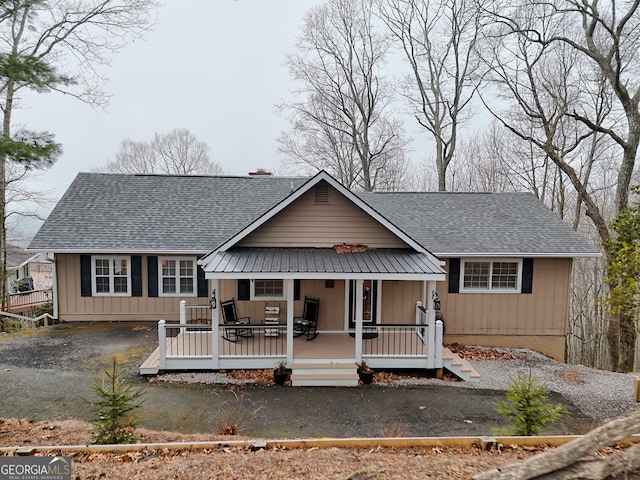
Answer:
[{"xmin": 203, "ymin": 247, "xmax": 446, "ymax": 280}]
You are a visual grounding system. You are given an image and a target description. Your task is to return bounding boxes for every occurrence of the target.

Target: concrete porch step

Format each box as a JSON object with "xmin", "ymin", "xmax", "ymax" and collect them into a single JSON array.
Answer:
[
  {"xmin": 442, "ymin": 347, "xmax": 480, "ymax": 382},
  {"xmin": 291, "ymin": 362, "xmax": 359, "ymax": 387}
]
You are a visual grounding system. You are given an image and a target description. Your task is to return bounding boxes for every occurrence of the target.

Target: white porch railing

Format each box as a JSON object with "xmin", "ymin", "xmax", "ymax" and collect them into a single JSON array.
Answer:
[
  {"xmin": 157, "ymin": 318, "xmax": 288, "ymax": 371},
  {"xmin": 361, "ymin": 302, "xmax": 443, "ymax": 370},
  {"xmin": 154, "ymin": 300, "xmax": 443, "ymax": 372}
]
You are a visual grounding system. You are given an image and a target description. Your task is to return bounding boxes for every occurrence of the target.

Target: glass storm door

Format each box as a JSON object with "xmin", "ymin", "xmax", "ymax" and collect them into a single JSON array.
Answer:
[{"xmin": 348, "ymin": 280, "xmax": 378, "ymax": 329}]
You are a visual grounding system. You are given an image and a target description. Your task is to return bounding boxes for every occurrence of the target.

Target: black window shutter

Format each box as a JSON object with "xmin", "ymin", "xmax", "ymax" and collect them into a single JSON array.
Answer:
[
  {"xmin": 197, "ymin": 264, "xmax": 208, "ymax": 297},
  {"xmin": 522, "ymin": 258, "xmax": 534, "ymax": 294},
  {"xmin": 148, "ymin": 256, "xmax": 158, "ymax": 297},
  {"xmin": 237, "ymin": 279, "xmax": 250, "ymax": 300},
  {"xmin": 131, "ymin": 256, "xmax": 142, "ymax": 297},
  {"xmin": 294, "ymin": 279, "xmax": 300, "ymax": 301},
  {"xmin": 448, "ymin": 258, "xmax": 460, "ymax": 294},
  {"xmin": 80, "ymin": 255, "xmax": 92, "ymax": 297}
]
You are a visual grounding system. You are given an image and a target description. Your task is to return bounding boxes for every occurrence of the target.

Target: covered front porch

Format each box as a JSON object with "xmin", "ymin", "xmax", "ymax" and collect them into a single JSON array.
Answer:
[
  {"xmin": 138, "ymin": 242, "xmax": 479, "ymax": 385},
  {"xmin": 139, "ymin": 299, "xmax": 478, "ymax": 384}
]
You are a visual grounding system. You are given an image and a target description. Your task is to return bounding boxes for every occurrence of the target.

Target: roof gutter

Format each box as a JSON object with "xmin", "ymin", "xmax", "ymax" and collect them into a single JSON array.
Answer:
[
  {"xmin": 205, "ymin": 272, "xmax": 446, "ymax": 281},
  {"xmin": 434, "ymin": 252, "xmax": 602, "ymax": 258},
  {"xmin": 26, "ymin": 249, "xmax": 210, "ymax": 255}
]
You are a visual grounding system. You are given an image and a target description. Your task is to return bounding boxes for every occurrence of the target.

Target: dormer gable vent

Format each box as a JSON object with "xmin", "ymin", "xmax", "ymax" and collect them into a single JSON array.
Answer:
[{"xmin": 314, "ymin": 183, "xmax": 329, "ymax": 204}]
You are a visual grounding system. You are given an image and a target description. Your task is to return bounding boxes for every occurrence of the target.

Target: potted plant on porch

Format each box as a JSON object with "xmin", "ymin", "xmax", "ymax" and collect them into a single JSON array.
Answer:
[
  {"xmin": 356, "ymin": 361, "xmax": 374, "ymax": 385},
  {"xmin": 273, "ymin": 360, "xmax": 290, "ymax": 386}
]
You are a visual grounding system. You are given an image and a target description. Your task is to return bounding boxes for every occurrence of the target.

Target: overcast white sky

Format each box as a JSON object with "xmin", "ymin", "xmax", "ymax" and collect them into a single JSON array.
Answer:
[{"xmin": 16, "ymin": 1, "xmax": 325, "ymax": 214}]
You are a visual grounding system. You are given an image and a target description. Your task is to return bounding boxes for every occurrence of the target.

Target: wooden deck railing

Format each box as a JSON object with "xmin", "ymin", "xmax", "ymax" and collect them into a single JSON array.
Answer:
[{"xmin": 6, "ymin": 289, "xmax": 52, "ymax": 313}]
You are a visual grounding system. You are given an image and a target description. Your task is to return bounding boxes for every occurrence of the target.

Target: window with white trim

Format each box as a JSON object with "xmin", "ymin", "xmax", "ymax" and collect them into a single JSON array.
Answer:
[
  {"xmin": 159, "ymin": 257, "xmax": 196, "ymax": 296},
  {"xmin": 92, "ymin": 256, "xmax": 131, "ymax": 296},
  {"xmin": 461, "ymin": 259, "xmax": 521, "ymax": 292},
  {"xmin": 251, "ymin": 279, "xmax": 285, "ymax": 300}
]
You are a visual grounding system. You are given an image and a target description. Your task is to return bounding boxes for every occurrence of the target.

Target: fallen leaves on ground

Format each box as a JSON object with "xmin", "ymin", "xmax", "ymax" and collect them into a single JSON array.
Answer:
[
  {"xmin": 0, "ymin": 418, "xmax": 543, "ymax": 480},
  {"xmin": 446, "ymin": 343, "xmax": 521, "ymax": 361},
  {"xmin": 225, "ymin": 369, "xmax": 283, "ymax": 385}
]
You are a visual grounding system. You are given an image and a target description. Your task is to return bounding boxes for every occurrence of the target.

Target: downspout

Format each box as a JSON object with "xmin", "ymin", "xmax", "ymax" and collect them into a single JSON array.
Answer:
[
  {"xmin": 211, "ymin": 279, "xmax": 219, "ymax": 370},
  {"xmin": 47, "ymin": 253, "xmax": 58, "ymax": 320}
]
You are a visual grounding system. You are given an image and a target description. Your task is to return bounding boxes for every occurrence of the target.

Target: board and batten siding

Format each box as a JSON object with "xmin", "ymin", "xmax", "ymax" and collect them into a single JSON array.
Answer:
[
  {"xmin": 438, "ymin": 257, "xmax": 572, "ymax": 361},
  {"xmin": 224, "ymin": 279, "xmax": 347, "ymax": 331},
  {"xmin": 56, "ymin": 254, "xmax": 207, "ymax": 322},
  {"xmin": 238, "ymin": 181, "xmax": 408, "ymax": 248},
  {"xmin": 380, "ymin": 280, "xmax": 423, "ymax": 324}
]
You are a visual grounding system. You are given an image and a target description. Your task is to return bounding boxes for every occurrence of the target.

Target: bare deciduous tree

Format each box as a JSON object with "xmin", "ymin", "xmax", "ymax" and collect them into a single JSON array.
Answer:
[
  {"xmin": 101, "ymin": 129, "xmax": 223, "ymax": 175},
  {"xmin": 376, "ymin": 0, "xmax": 483, "ymax": 191},
  {"xmin": 481, "ymin": 0, "xmax": 640, "ymax": 371},
  {"xmin": 0, "ymin": 0, "xmax": 159, "ymax": 309},
  {"xmin": 278, "ymin": 0, "xmax": 409, "ymax": 192},
  {"xmin": 5, "ymin": 162, "xmax": 56, "ymax": 238}
]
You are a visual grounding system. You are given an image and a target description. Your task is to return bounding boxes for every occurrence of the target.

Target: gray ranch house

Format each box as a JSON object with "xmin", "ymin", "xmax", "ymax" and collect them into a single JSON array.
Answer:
[{"xmin": 28, "ymin": 170, "xmax": 599, "ymax": 385}]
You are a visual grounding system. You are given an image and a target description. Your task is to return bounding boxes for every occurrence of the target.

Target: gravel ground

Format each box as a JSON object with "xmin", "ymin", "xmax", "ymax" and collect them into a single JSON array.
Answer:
[
  {"xmin": 399, "ymin": 348, "xmax": 640, "ymax": 423},
  {"xmin": 158, "ymin": 348, "xmax": 640, "ymax": 425}
]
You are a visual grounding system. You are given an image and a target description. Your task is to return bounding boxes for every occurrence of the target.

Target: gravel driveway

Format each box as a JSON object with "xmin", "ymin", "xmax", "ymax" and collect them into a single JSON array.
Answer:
[{"xmin": 0, "ymin": 322, "xmax": 637, "ymax": 438}]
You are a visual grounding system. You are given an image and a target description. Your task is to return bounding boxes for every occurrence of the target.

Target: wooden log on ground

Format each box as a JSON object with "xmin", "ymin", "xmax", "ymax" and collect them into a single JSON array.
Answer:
[
  {"xmin": 535, "ymin": 443, "xmax": 640, "ymax": 479},
  {"xmin": 473, "ymin": 410, "xmax": 640, "ymax": 480}
]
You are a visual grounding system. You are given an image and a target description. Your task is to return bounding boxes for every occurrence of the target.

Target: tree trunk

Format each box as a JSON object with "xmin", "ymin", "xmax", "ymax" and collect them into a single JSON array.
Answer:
[
  {"xmin": 535, "ymin": 443, "xmax": 640, "ymax": 480},
  {"xmin": 611, "ymin": 139, "xmax": 640, "ymax": 371},
  {"xmin": 0, "ymin": 79, "xmax": 15, "ymax": 312},
  {"xmin": 473, "ymin": 410, "xmax": 640, "ymax": 480},
  {"xmin": 618, "ymin": 312, "xmax": 637, "ymax": 373}
]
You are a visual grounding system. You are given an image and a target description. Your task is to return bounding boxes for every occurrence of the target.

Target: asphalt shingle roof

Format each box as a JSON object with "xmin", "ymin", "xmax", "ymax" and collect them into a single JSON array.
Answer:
[
  {"xmin": 28, "ymin": 173, "xmax": 307, "ymax": 253},
  {"xmin": 6, "ymin": 244, "xmax": 37, "ymax": 269},
  {"xmin": 358, "ymin": 191, "xmax": 598, "ymax": 256},
  {"xmin": 28, "ymin": 172, "xmax": 599, "ymax": 257}
]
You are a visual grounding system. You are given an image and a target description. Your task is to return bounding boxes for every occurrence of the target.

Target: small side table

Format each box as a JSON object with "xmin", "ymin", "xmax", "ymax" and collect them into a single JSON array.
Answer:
[{"xmin": 264, "ymin": 306, "xmax": 280, "ymax": 337}]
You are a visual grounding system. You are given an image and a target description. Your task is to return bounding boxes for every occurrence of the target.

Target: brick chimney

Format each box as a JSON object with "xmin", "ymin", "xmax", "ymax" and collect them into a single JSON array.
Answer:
[{"xmin": 248, "ymin": 168, "xmax": 272, "ymax": 176}]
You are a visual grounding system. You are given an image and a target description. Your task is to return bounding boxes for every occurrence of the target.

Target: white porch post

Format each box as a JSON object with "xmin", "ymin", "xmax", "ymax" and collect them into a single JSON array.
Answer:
[
  {"xmin": 211, "ymin": 279, "xmax": 219, "ymax": 370},
  {"xmin": 179, "ymin": 300, "xmax": 186, "ymax": 334},
  {"xmin": 179, "ymin": 300, "xmax": 186, "ymax": 323},
  {"xmin": 426, "ymin": 280, "xmax": 437, "ymax": 369},
  {"xmin": 355, "ymin": 279, "xmax": 363, "ymax": 362},
  {"xmin": 422, "ymin": 281, "xmax": 428, "ymax": 308},
  {"xmin": 285, "ymin": 278, "xmax": 294, "ymax": 367},
  {"xmin": 158, "ymin": 320, "xmax": 166, "ymax": 370}
]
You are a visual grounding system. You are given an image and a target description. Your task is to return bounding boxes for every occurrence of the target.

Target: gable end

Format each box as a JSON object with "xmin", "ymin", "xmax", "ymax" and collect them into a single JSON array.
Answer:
[{"xmin": 238, "ymin": 183, "xmax": 410, "ymax": 249}]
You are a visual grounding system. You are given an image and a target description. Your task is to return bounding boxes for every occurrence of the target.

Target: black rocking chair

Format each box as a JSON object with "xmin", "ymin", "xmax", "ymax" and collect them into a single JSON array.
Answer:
[
  {"xmin": 293, "ymin": 296, "xmax": 320, "ymax": 340},
  {"xmin": 220, "ymin": 298, "xmax": 253, "ymax": 342}
]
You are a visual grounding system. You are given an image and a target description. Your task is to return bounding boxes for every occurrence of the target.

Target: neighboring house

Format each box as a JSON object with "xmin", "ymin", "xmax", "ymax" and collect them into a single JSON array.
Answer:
[
  {"xmin": 5, "ymin": 245, "xmax": 52, "ymax": 314},
  {"xmin": 6, "ymin": 244, "xmax": 38, "ymax": 293},
  {"xmin": 28, "ymin": 171, "xmax": 599, "ymax": 384}
]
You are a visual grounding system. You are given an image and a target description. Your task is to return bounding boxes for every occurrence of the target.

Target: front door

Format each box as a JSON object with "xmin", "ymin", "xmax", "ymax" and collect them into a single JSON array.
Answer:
[{"xmin": 348, "ymin": 280, "xmax": 378, "ymax": 329}]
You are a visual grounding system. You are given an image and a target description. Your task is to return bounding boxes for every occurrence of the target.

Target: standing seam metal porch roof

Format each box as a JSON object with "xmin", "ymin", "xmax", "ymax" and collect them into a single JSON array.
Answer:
[{"xmin": 205, "ymin": 247, "xmax": 444, "ymax": 276}]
